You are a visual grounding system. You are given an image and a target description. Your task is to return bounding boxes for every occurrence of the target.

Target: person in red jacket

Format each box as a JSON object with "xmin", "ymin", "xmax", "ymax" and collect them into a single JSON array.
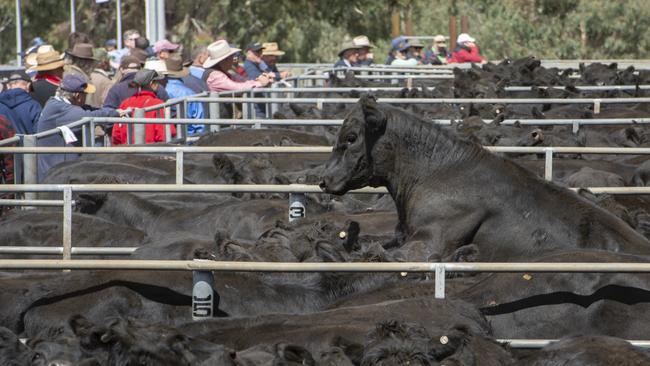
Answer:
[
  {"xmin": 450, "ymin": 33, "xmax": 486, "ymax": 64},
  {"xmin": 112, "ymin": 69, "xmax": 176, "ymax": 145}
]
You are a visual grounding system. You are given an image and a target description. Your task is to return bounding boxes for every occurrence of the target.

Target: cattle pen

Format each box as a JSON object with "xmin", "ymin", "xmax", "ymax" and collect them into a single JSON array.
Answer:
[{"xmin": 4, "ymin": 61, "xmax": 650, "ymax": 358}]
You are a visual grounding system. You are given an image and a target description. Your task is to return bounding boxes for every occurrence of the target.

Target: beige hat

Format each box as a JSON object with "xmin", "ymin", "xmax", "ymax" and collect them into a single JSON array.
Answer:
[
  {"xmin": 338, "ymin": 41, "xmax": 362, "ymax": 57},
  {"xmin": 25, "ymin": 45, "xmax": 60, "ymax": 68},
  {"xmin": 262, "ymin": 42, "xmax": 285, "ymax": 56},
  {"xmin": 164, "ymin": 54, "xmax": 189, "ymax": 78},
  {"xmin": 353, "ymin": 35, "xmax": 374, "ymax": 48},
  {"xmin": 203, "ymin": 40, "xmax": 241, "ymax": 69},
  {"xmin": 144, "ymin": 59, "xmax": 169, "ymax": 75},
  {"xmin": 32, "ymin": 50, "xmax": 66, "ymax": 71}
]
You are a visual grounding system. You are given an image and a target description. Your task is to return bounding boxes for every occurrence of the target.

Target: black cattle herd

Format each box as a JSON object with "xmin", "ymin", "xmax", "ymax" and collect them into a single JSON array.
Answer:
[{"xmin": 3, "ymin": 57, "xmax": 650, "ymax": 364}]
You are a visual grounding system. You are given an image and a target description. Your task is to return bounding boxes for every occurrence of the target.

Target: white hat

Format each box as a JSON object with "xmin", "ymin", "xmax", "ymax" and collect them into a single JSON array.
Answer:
[
  {"xmin": 353, "ymin": 35, "xmax": 374, "ymax": 48},
  {"xmin": 457, "ymin": 33, "xmax": 475, "ymax": 44},
  {"xmin": 203, "ymin": 40, "xmax": 241, "ymax": 69},
  {"xmin": 144, "ymin": 59, "xmax": 169, "ymax": 75}
]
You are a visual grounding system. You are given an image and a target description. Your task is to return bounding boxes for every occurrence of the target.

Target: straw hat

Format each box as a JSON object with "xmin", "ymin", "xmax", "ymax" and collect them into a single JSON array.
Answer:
[
  {"xmin": 66, "ymin": 43, "xmax": 96, "ymax": 60},
  {"xmin": 338, "ymin": 41, "xmax": 362, "ymax": 57},
  {"xmin": 32, "ymin": 50, "xmax": 66, "ymax": 71},
  {"xmin": 25, "ymin": 45, "xmax": 59, "ymax": 68},
  {"xmin": 144, "ymin": 59, "xmax": 169, "ymax": 75},
  {"xmin": 164, "ymin": 54, "xmax": 189, "ymax": 78},
  {"xmin": 408, "ymin": 39, "xmax": 424, "ymax": 48},
  {"xmin": 203, "ymin": 40, "xmax": 241, "ymax": 69},
  {"xmin": 352, "ymin": 35, "xmax": 374, "ymax": 48},
  {"xmin": 262, "ymin": 42, "xmax": 285, "ymax": 56}
]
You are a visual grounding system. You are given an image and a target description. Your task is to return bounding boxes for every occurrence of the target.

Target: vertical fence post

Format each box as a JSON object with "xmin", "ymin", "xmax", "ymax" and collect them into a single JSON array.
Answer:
[
  {"xmin": 175, "ymin": 150, "xmax": 183, "ymax": 185},
  {"xmin": 22, "ymin": 135, "xmax": 37, "ymax": 202},
  {"xmin": 289, "ymin": 192, "xmax": 306, "ymax": 222},
  {"xmin": 209, "ymin": 92, "xmax": 220, "ymax": 132},
  {"xmin": 81, "ymin": 123, "xmax": 88, "ymax": 147},
  {"xmin": 434, "ymin": 264, "xmax": 445, "ymax": 299},
  {"xmin": 62, "ymin": 187, "xmax": 72, "ymax": 261},
  {"xmin": 164, "ymin": 107, "xmax": 172, "ymax": 142},
  {"xmin": 192, "ymin": 259, "xmax": 216, "ymax": 321},
  {"xmin": 544, "ymin": 148, "xmax": 553, "ymax": 181},
  {"xmin": 133, "ymin": 108, "xmax": 146, "ymax": 145},
  {"xmin": 176, "ymin": 102, "xmax": 185, "ymax": 140},
  {"xmin": 89, "ymin": 120, "xmax": 96, "ymax": 147}
]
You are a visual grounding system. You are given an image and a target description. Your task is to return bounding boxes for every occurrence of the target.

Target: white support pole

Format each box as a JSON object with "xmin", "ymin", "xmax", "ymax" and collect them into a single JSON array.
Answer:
[
  {"xmin": 70, "ymin": 0, "xmax": 76, "ymax": 33},
  {"xmin": 62, "ymin": 187, "xmax": 72, "ymax": 261},
  {"xmin": 175, "ymin": 150, "xmax": 183, "ymax": 185},
  {"xmin": 544, "ymin": 148, "xmax": 553, "ymax": 181},
  {"xmin": 156, "ymin": 0, "xmax": 166, "ymax": 41},
  {"xmin": 116, "ymin": 0, "xmax": 123, "ymax": 49},
  {"xmin": 15, "ymin": 0, "xmax": 23, "ymax": 66},
  {"xmin": 434, "ymin": 264, "xmax": 445, "ymax": 299}
]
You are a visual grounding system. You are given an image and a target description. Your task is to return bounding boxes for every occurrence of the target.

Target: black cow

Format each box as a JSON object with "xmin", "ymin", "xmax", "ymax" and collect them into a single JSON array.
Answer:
[{"xmin": 319, "ymin": 96, "xmax": 650, "ymax": 261}]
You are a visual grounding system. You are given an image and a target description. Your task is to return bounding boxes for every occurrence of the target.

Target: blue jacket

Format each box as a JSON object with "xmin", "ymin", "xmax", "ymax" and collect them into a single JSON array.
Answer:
[
  {"xmin": 243, "ymin": 59, "xmax": 269, "ymax": 80},
  {"xmin": 103, "ymin": 72, "xmax": 169, "ymax": 109},
  {"xmin": 333, "ymin": 59, "xmax": 352, "ymax": 68},
  {"xmin": 37, "ymin": 97, "xmax": 119, "ymax": 182},
  {"xmin": 0, "ymin": 89, "xmax": 41, "ymax": 134},
  {"xmin": 165, "ymin": 78, "xmax": 205, "ymax": 135}
]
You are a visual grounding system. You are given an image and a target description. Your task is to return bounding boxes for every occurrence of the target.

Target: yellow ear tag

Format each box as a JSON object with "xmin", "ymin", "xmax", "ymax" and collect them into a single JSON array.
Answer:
[{"xmin": 523, "ymin": 273, "xmax": 533, "ymax": 281}]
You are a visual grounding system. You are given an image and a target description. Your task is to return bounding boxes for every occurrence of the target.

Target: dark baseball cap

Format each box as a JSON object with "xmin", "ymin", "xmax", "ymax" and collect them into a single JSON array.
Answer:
[
  {"xmin": 132, "ymin": 69, "xmax": 164, "ymax": 86},
  {"xmin": 7, "ymin": 71, "xmax": 31, "ymax": 83},
  {"xmin": 247, "ymin": 42, "xmax": 264, "ymax": 52},
  {"xmin": 61, "ymin": 74, "xmax": 96, "ymax": 94}
]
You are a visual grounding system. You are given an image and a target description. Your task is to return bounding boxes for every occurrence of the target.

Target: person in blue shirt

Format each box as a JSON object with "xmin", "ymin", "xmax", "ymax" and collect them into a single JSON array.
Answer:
[
  {"xmin": 164, "ymin": 54, "xmax": 205, "ymax": 135},
  {"xmin": 261, "ymin": 42, "xmax": 290, "ymax": 81},
  {"xmin": 0, "ymin": 71, "xmax": 41, "ymax": 135},
  {"xmin": 183, "ymin": 45, "xmax": 209, "ymax": 93},
  {"xmin": 243, "ymin": 42, "xmax": 271, "ymax": 80}
]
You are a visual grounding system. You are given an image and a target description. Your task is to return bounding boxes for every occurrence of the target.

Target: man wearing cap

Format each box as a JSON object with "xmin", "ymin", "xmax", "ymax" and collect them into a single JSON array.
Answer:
[
  {"xmin": 450, "ymin": 33, "xmax": 486, "ymax": 64},
  {"xmin": 390, "ymin": 40, "xmax": 418, "ymax": 67},
  {"xmin": 261, "ymin": 42, "xmax": 290, "ymax": 80},
  {"xmin": 334, "ymin": 42, "xmax": 361, "ymax": 68},
  {"xmin": 36, "ymin": 75, "xmax": 124, "ymax": 182},
  {"xmin": 103, "ymin": 56, "xmax": 169, "ymax": 109},
  {"xmin": 243, "ymin": 42, "xmax": 274, "ymax": 81},
  {"xmin": 424, "ymin": 35, "xmax": 450, "ymax": 65},
  {"xmin": 164, "ymin": 54, "xmax": 204, "ymax": 134},
  {"xmin": 0, "ymin": 71, "xmax": 41, "ymax": 135},
  {"xmin": 153, "ymin": 39, "xmax": 180, "ymax": 60},
  {"xmin": 352, "ymin": 35, "xmax": 374, "ymax": 66},
  {"xmin": 113, "ymin": 69, "xmax": 175, "ymax": 145},
  {"xmin": 31, "ymin": 49, "xmax": 66, "ymax": 107},
  {"xmin": 385, "ymin": 36, "xmax": 406, "ymax": 65},
  {"xmin": 406, "ymin": 39, "xmax": 425, "ymax": 64}
]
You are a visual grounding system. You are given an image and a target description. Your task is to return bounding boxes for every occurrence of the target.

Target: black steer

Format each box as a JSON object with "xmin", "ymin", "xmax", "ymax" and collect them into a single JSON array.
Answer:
[{"xmin": 320, "ymin": 96, "xmax": 650, "ymax": 261}]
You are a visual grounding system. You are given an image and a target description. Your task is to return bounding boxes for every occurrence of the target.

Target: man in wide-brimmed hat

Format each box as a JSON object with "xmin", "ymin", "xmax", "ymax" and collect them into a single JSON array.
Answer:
[
  {"xmin": 261, "ymin": 42, "xmax": 290, "ymax": 80},
  {"xmin": 352, "ymin": 35, "xmax": 374, "ymax": 66},
  {"xmin": 64, "ymin": 43, "xmax": 97, "ymax": 83},
  {"xmin": 37, "ymin": 74, "xmax": 125, "ymax": 181},
  {"xmin": 163, "ymin": 54, "xmax": 204, "ymax": 134},
  {"xmin": 31, "ymin": 49, "xmax": 66, "ymax": 106},
  {"xmin": 334, "ymin": 41, "xmax": 362, "ymax": 68},
  {"xmin": 203, "ymin": 40, "xmax": 270, "ymax": 93},
  {"xmin": 406, "ymin": 38, "xmax": 425, "ymax": 65}
]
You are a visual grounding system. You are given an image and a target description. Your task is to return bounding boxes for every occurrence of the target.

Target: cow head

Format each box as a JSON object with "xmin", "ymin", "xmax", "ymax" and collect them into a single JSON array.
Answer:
[{"xmin": 319, "ymin": 95, "xmax": 387, "ymax": 195}]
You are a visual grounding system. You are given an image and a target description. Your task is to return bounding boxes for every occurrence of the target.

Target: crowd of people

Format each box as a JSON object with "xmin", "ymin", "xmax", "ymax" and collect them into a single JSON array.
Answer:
[
  {"xmin": 0, "ymin": 30, "xmax": 485, "ymax": 184},
  {"xmin": 334, "ymin": 33, "xmax": 486, "ymax": 67},
  {"xmin": 0, "ymin": 31, "xmax": 293, "ymax": 182}
]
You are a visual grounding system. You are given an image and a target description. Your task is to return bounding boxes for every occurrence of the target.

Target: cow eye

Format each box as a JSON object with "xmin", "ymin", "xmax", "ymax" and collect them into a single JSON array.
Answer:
[{"xmin": 346, "ymin": 134, "xmax": 357, "ymax": 144}]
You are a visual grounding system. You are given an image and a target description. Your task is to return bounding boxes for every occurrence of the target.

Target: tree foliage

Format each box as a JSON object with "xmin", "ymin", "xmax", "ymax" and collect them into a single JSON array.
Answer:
[{"xmin": 1, "ymin": 0, "xmax": 650, "ymax": 65}]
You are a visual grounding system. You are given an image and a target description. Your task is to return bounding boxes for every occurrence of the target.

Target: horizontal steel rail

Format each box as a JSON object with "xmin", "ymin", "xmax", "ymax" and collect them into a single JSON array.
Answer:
[
  {"xmin": 497, "ymin": 339, "xmax": 650, "ymax": 349},
  {"xmin": 3, "ymin": 145, "xmax": 650, "ymax": 155},
  {"xmin": 0, "ymin": 184, "xmax": 647, "ymax": 196},
  {"xmin": 0, "ymin": 247, "xmax": 137, "ymax": 255},
  {"xmin": 3, "ymin": 259, "xmax": 650, "ymax": 272},
  {"xmin": 0, "ymin": 199, "xmax": 69, "ymax": 207},
  {"xmin": 243, "ymin": 85, "xmax": 650, "ymax": 93},
  {"xmin": 289, "ymin": 74, "xmax": 455, "ymax": 80},
  {"xmin": 185, "ymin": 96, "xmax": 650, "ymax": 105}
]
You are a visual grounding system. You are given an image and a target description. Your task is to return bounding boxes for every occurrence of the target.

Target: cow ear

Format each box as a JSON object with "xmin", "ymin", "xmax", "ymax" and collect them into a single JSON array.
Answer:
[
  {"xmin": 609, "ymin": 62, "xmax": 618, "ymax": 70},
  {"xmin": 359, "ymin": 95, "xmax": 387, "ymax": 136},
  {"xmin": 579, "ymin": 62, "xmax": 585, "ymax": 72}
]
